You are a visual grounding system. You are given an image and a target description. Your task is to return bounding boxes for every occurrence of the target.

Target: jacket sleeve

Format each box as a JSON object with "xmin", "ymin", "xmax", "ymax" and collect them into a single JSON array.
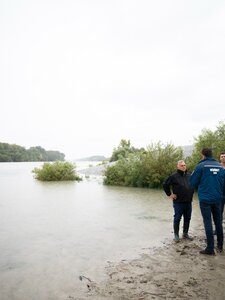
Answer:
[
  {"xmin": 223, "ymin": 176, "xmax": 225, "ymax": 198},
  {"xmin": 190, "ymin": 165, "xmax": 202, "ymax": 189},
  {"xmin": 163, "ymin": 175, "xmax": 172, "ymax": 196}
]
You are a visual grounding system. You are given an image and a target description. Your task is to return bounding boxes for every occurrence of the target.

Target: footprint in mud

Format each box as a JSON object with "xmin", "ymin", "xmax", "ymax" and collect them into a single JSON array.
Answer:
[
  {"xmin": 79, "ymin": 275, "xmax": 96, "ymax": 291},
  {"xmin": 185, "ymin": 277, "xmax": 198, "ymax": 286}
]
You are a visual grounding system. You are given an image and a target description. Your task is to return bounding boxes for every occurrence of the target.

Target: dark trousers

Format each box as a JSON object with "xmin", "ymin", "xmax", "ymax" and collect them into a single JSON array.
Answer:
[
  {"xmin": 173, "ymin": 202, "xmax": 192, "ymax": 233},
  {"xmin": 200, "ymin": 201, "xmax": 223, "ymax": 251},
  {"xmin": 221, "ymin": 197, "xmax": 225, "ymax": 220}
]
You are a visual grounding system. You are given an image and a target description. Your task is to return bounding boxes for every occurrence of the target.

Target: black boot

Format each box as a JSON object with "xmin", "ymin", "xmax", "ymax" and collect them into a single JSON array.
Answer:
[
  {"xmin": 183, "ymin": 221, "xmax": 193, "ymax": 240},
  {"xmin": 173, "ymin": 222, "xmax": 180, "ymax": 242}
]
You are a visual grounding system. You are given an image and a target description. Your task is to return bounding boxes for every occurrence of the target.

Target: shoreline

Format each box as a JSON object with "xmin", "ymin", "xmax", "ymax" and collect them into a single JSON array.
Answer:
[{"xmin": 74, "ymin": 224, "xmax": 225, "ymax": 300}]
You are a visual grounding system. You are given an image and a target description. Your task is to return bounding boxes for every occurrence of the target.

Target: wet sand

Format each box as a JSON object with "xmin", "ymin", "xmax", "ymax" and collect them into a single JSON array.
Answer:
[{"xmin": 74, "ymin": 224, "xmax": 225, "ymax": 300}]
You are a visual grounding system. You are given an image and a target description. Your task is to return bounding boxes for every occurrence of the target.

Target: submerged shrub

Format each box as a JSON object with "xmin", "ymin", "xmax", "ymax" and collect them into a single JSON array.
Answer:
[
  {"xmin": 32, "ymin": 161, "xmax": 82, "ymax": 181},
  {"xmin": 104, "ymin": 142, "xmax": 183, "ymax": 188}
]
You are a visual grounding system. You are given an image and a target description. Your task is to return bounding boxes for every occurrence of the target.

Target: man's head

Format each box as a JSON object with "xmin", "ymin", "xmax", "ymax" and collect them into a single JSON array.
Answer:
[
  {"xmin": 177, "ymin": 160, "xmax": 187, "ymax": 171},
  {"xmin": 201, "ymin": 148, "xmax": 213, "ymax": 158},
  {"xmin": 220, "ymin": 151, "xmax": 225, "ymax": 167}
]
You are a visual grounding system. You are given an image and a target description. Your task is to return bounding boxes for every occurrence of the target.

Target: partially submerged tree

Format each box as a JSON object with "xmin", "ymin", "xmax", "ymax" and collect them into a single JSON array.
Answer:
[
  {"xmin": 32, "ymin": 161, "xmax": 82, "ymax": 181},
  {"xmin": 104, "ymin": 142, "xmax": 183, "ymax": 188},
  {"xmin": 110, "ymin": 139, "xmax": 144, "ymax": 162}
]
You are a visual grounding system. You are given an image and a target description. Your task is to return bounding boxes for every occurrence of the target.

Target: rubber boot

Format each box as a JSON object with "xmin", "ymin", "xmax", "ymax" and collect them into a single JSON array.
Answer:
[
  {"xmin": 173, "ymin": 222, "xmax": 180, "ymax": 242},
  {"xmin": 183, "ymin": 221, "xmax": 193, "ymax": 240}
]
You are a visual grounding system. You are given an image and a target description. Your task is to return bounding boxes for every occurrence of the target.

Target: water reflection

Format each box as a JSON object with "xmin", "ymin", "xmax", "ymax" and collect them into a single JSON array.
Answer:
[{"xmin": 0, "ymin": 162, "xmax": 202, "ymax": 300}]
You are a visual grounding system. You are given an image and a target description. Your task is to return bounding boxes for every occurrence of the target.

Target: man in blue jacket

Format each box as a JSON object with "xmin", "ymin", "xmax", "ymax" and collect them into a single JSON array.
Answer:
[
  {"xmin": 190, "ymin": 148, "xmax": 225, "ymax": 255},
  {"xmin": 219, "ymin": 151, "xmax": 225, "ymax": 219}
]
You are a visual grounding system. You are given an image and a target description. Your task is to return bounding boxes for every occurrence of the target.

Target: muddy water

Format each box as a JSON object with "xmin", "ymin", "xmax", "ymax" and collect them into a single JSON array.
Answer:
[{"xmin": 0, "ymin": 162, "xmax": 201, "ymax": 300}]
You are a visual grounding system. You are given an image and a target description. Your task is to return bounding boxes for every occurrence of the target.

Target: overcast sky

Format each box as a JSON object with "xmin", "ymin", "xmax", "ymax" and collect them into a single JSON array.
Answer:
[{"xmin": 1, "ymin": 0, "xmax": 225, "ymax": 160}]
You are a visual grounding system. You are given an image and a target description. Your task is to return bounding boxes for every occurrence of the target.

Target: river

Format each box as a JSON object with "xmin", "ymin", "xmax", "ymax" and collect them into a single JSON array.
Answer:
[{"xmin": 0, "ymin": 162, "xmax": 202, "ymax": 300}]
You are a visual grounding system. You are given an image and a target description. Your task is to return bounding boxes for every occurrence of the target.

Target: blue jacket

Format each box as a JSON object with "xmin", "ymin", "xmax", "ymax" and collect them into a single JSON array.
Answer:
[{"xmin": 190, "ymin": 157, "xmax": 225, "ymax": 203}]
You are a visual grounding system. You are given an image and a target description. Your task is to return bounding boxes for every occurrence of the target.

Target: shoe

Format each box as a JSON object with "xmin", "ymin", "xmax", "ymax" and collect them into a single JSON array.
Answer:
[
  {"xmin": 174, "ymin": 234, "xmax": 180, "ymax": 242},
  {"xmin": 216, "ymin": 247, "xmax": 223, "ymax": 253},
  {"xmin": 199, "ymin": 249, "xmax": 215, "ymax": 255},
  {"xmin": 183, "ymin": 233, "xmax": 193, "ymax": 241}
]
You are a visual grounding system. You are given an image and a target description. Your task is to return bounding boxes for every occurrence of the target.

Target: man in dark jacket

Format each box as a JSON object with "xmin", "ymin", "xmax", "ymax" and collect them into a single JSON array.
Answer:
[
  {"xmin": 163, "ymin": 160, "xmax": 194, "ymax": 242},
  {"xmin": 190, "ymin": 148, "xmax": 225, "ymax": 255}
]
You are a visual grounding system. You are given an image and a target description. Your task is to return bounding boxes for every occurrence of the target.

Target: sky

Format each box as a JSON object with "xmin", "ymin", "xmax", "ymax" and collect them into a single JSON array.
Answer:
[{"xmin": 1, "ymin": 0, "xmax": 225, "ymax": 160}]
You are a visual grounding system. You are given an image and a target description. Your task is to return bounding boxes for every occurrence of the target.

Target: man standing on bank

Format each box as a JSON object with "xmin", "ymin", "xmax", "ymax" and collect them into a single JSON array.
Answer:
[
  {"xmin": 190, "ymin": 148, "xmax": 225, "ymax": 255},
  {"xmin": 163, "ymin": 160, "xmax": 194, "ymax": 242},
  {"xmin": 219, "ymin": 152, "xmax": 225, "ymax": 219}
]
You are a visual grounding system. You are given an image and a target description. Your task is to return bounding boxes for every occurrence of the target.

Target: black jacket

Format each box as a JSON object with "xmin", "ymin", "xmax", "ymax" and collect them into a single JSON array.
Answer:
[{"xmin": 163, "ymin": 170, "xmax": 194, "ymax": 202}]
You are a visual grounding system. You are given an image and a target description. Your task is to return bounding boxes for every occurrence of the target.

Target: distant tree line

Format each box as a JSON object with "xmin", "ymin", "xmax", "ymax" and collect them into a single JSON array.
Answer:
[
  {"xmin": 104, "ymin": 121, "xmax": 225, "ymax": 188},
  {"xmin": 0, "ymin": 143, "xmax": 65, "ymax": 162}
]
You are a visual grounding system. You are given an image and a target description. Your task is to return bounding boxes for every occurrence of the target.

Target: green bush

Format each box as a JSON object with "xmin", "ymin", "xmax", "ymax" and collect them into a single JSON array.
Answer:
[
  {"xmin": 32, "ymin": 161, "xmax": 82, "ymax": 181},
  {"xmin": 109, "ymin": 139, "xmax": 144, "ymax": 162},
  {"xmin": 104, "ymin": 142, "xmax": 183, "ymax": 188},
  {"xmin": 105, "ymin": 121, "xmax": 225, "ymax": 188},
  {"xmin": 104, "ymin": 157, "xmax": 137, "ymax": 186},
  {"xmin": 186, "ymin": 121, "xmax": 225, "ymax": 172}
]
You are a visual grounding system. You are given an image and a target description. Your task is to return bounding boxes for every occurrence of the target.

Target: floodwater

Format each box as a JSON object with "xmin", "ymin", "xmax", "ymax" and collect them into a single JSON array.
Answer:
[{"xmin": 0, "ymin": 162, "xmax": 202, "ymax": 300}]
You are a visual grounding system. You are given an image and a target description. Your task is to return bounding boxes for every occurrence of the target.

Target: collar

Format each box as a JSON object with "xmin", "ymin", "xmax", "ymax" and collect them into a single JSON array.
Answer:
[
  {"xmin": 177, "ymin": 169, "xmax": 187, "ymax": 175},
  {"xmin": 199, "ymin": 157, "xmax": 217, "ymax": 163}
]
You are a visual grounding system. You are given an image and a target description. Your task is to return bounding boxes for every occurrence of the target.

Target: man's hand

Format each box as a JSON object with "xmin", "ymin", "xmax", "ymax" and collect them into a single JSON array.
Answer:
[{"xmin": 169, "ymin": 193, "xmax": 177, "ymax": 200}]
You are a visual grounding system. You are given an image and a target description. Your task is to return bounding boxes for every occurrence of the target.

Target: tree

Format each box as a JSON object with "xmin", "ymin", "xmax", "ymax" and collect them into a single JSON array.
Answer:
[
  {"xmin": 46, "ymin": 150, "xmax": 65, "ymax": 161},
  {"xmin": 32, "ymin": 161, "xmax": 82, "ymax": 181},
  {"xmin": 110, "ymin": 139, "xmax": 144, "ymax": 162},
  {"xmin": 187, "ymin": 121, "xmax": 225, "ymax": 171},
  {"xmin": 141, "ymin": 143, "xmax": 183, "ymax": 188},
  {"xmin": 104, "ymin": 142, "xmax": 183, "ymax": 188},
  {"xmin": 0, "ymin": 142, "xmax": 65, "ymax": 162}
]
